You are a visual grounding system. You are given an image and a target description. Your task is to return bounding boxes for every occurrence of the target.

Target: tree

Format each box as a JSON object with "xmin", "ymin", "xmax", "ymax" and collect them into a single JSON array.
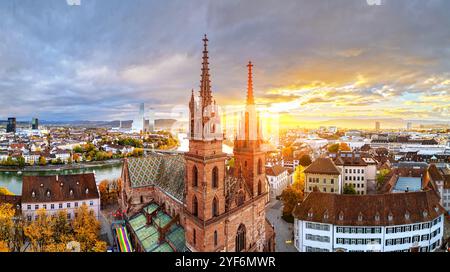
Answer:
[
  {"xmin": 292, "ymin": 165, "xmax": 305, "ymax": 192},
  {"xmin": 339, "ymin": 142, "xmax": 351, "ymax": 151},
  {"xmin": 38, "ymin": 156, "xmax": 47, "ymax": 166},
  {"xmin": 17, "ymin": 156, "xmax": 26, "ymax": 168},
  {"xmin": 24, "ymin": 209, "xmax": 54, "ymax": 252},
  {"xmin": 343, "ymin": 184, "xmax": 357, "ymax": 195},
  {"xmin": 52, "ymin": 210, "xmax": 73, "ymax": 245},
  {"xmin": 73, "ymin": 145, "xmax": 83, "ymax": 153},
  {"xmin": 73, "ymin": 153, "xmax": 81, "ymax": 163},
  {"xmin": 327, "ymin": 143, "xmax": 340, "ymax": 153},
  {"xmin": 0, "ymin": 241, "xmax": 8, "ymax": 252},
  {"xmin": 0, "ymin": 204, "xmax": 15, "ymax": 251},
  {"xmin": 0, "ymin": 187, "xmax": 14, "ymax": 196},
  {"xmin": 280, "ymin": 186, "xmax": 303, "ymax": 223},
  {"xmin": 282, "ymin": 146, "xmax": 294, "ymax": 158},
  {"xmin": 72, "ymin": 205, "xmax": 103, "ymax": 252},
  {"xmin": 376, "ymin": 169, "xmax": 391, "ymax": 188},
  {"xmin": 299, "ymin": 155, "xmax": 312, "ymax": 167}
]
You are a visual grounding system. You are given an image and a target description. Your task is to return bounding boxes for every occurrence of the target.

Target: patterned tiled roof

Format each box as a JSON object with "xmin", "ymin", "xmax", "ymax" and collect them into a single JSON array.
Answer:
[{"xmin": 126, "ymin": 154, "xmax": 185, "ymax": 202}]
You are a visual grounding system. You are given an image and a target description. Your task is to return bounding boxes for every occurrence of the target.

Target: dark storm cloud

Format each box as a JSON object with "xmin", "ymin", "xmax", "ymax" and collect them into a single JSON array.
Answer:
[{"xmin": 0, "ymin": 0, "xmax": 449, "ymax": 121}]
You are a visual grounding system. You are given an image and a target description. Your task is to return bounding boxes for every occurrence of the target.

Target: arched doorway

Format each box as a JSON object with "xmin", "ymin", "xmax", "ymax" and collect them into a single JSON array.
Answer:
[{"xmin": 235, "ymin": 224, "xmax": 246, "ymax": 252}]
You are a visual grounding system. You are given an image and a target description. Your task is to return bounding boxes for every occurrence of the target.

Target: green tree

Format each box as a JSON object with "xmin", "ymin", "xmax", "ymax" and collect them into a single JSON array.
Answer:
[
  {"xmin": 299, "ymin": 155, "xmax": 312, "ymax": 167},
  {"xmin": 17, "ymin": 156, "xmax": 26, "ymax": 168},
  {"xmin": 376, "ymin": 169, "xmax": 391, "ymax": 188},
  {"xmin": 280, "ymin": 186, "xmax": 303, "ymax": 223},
  {"xmin": 343, "ymin": 184, "xmax": 357, "ymax": 195}
]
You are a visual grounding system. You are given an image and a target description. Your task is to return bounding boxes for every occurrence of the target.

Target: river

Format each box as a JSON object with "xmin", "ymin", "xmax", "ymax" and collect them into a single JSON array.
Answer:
[{"xmin": 0, "ymin": 163, "xmax": 123, "ymax": 195}]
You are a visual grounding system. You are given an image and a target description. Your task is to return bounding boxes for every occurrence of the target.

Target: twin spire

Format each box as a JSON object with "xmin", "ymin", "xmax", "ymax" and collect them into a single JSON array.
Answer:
[
  {"xmin": 200, "ymin": 34, "xmax": 213, "ymax": 108},
  {"xmin": 197, "ymin": 35, "xmax": 256, "ymax": 107}
]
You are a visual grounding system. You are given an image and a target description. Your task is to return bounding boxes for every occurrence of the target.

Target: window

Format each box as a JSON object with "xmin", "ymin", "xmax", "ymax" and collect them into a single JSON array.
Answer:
[
  {"xmin": 331, "ymin": 188, "xmax": 334, "ymax": 193},
  {"xmin": 323, "ymin": 178, "xmax": 326, "ymax": 184},
  {"xmin": 27, "ymin": 205, "xmax": 31, "ymax": 210},
  {"xmin": 27, "ymin": 215, "xmax": 32, "ymax": 221},
  {"xmin": 59, "ymin": 203, "xmax": 63, "ymax": 209},
  {"xmin": 212, "ymin": 167, "xmax": 219, "ymax": 188},
  {"xmin": 258, "ymin": 180, "xmax": 262, "ymax": 195},
  {"xmin": 258, "ymin": 159, "xmax": 263, "ymax": 175},
  {"xmin": 192, "ymin": 196, "xmax": 198, "ymax": 216},
  {"xmin": 214, "ymin": 231, "xmax": 218, "ymax": 247},
  {"xmin": 75, "ymin": 202, "xmax": 78, "ymax": 208},
  {"xmin": 43, "ymin": 204, "xmax": 47, "ymax": 210},
  {"xmin": 212, "ymin": 197, "xmax": 219, "ymax": 217},
  {"xmin": 67, "ymin": 203, "xmax": 71, "ymax": 208},
  {"xmin": 51, "ymin": 204, "xmax": 54, "ymax": 210},
  {"xmin": 235, "ymin": 224, "xmax": 246, "ymax": 252},
  {"xmin": 67, "ymin": 213, "xmax": 71, "ymax": 220},
  {"xmin": 193, "ymin": 166, "xmax": 198, "ymax": 187},
  {"xmin": 90, "ymin": 201, "xmax": 94, "ymax": 206},
  {"xmin": 193, "ymin": 229, "xmax": 196, "ymax": 245},
  {"xmin": 35, "ymin": 205, "xmax": 39, "ymax": 210},
  {"xmin": 330, "ymin": 179, "xmax": 334, "ymax": 184}
]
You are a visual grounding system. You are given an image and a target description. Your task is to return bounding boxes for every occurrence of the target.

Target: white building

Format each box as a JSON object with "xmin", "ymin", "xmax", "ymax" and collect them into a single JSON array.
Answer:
[
  {"xmin": 428, "ymin": 164, "xmax": 450, "ymax": 212},
  {"xmin": 293, "ymin": 191, "xmax": 445, "ymax": 252},
  {"xmin": 331, "ymin": 152, "xmax": 377, "ymax": 195},
  {"xmin": 21, "ymin": 173, "xmax": 100, "ymax": 221},
  {"xmin": 266, "ymin": 165, "xmax": 290, "ymax": 199}
]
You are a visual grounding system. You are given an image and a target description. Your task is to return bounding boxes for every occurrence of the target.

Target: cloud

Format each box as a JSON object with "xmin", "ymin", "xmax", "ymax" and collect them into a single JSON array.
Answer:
[{"xmin": 0, "ymin": 0, "xmax": 449, "ymax": 122}]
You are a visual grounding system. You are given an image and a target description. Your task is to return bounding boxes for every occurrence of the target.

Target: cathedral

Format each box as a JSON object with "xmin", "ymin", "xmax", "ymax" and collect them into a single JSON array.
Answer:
[{"xmin": 120, "ymin": 35, "xmax": 275, "ymax": 252}]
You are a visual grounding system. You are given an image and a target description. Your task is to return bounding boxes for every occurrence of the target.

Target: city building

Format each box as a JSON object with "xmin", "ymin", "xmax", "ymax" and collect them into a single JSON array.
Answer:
[
  {"xmin": 304, "ymin": 158, "xmax": 342, "ymax": 194},
  {"xmin": 266, "ymin": 165, "xmax": 290, "ymax": 199},
  {"xmin": 293, "ymin": 191, "xmax": 445, "ymax": 252},
  {"xmin": 331, "ymin": 152, "xmax": 375, "ymax": 195},
  {"xmin": 21, "ymin": 173, "xmax": 100, "ymax": 221},
  {"xmin": 7, "ymin": 117, "xmax": 16, "ymax": 133},
  {"xmin": 120, "ymin": 36, "xmax": 275, "ymax": 252},
  {"xmin": 375, "ymin": 122, "xmax": 381, "ymax": 131},
  {"xmin": 32, "ymin": 118, "xmax": 39, "ymax": 130}
]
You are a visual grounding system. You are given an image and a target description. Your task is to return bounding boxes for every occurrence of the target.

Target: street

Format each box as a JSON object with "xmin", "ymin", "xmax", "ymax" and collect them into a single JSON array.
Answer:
[{"xmin": 265, "ymin": 199, "xmax": 297, "ymax": 252}]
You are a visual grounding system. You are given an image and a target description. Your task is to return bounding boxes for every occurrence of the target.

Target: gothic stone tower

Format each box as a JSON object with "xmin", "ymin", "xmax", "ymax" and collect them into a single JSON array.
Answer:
[
  {"xmin": 185, "ymin": 37, "xmax": 268, "ymax": 252},
  {"xmin": 233, "ymin": 62, "xmax": 266, "ymax": 197},
  {"xmin": 185, "ymin": 35, "xmax": 228, "ymax": 252}
]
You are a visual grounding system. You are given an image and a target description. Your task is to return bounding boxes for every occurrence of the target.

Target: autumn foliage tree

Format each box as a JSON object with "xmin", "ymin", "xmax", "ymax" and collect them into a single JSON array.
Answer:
[
  {"xmin": 72, "ymin": 205, "xmax": 106, "ymax": 252},
  {"xmin": 281, "ymin": 186, "xmax": 304, "ymax": 223}
]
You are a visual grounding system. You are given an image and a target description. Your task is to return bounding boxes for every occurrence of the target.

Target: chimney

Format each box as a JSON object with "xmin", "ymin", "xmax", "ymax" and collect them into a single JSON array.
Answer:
[{"xmin": 56, "ymin": 175, "xmax": 59, "ymax": 182}]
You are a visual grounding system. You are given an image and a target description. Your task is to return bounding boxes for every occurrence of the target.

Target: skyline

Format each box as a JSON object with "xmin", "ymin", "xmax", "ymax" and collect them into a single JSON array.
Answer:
[{"xmin": 0, "ymin": 1, "xmax": 449, "ymax": 126}]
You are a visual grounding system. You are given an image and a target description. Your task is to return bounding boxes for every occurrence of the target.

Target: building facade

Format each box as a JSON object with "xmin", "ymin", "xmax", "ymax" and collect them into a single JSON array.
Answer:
[
  {"xmin": 304, "ymin": 158, "xmax": 342, "ymax": 194},
  {"xmin": 293, "ymin": 191, "xmax": 445, "ymax": 252},
  {"xmin": 21, "ymin": 173, "xmax": 100, "ymax": 221},
  {"xmin": 266, "ymin": 165, "xmax": 290, "ymax": 199}
]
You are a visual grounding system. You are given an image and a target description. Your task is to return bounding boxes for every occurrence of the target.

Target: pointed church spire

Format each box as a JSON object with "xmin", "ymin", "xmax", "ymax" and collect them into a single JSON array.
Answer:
[
  {"xmin": 200, "ymin": 34, "xmax": 213, "ymax": 108},
  {"xmin": 247, "ymin": 61, "xmax": 254, "ymax": 105}
]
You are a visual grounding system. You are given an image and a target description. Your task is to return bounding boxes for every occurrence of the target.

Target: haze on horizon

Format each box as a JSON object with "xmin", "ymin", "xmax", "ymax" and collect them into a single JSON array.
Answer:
[{"xmin": 0, "ymin": 0, "xmax": 449, "ymax": 128}]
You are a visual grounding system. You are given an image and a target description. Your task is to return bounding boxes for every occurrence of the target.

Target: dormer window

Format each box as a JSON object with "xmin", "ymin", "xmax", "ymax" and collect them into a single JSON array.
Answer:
[
  {"xmin": 307, "ymin": 208, "xmax": 313, "ymax": 218},
  {"xmin": 375, "ymin": 213, "xmax": 380, "ymax": 222},
  {"xmin": 388, "ymin": 213, "xmax": 393, "ymax": 222},
  {"xmin": 46, "ymin": 190, "xmax": 51, "ymax": 198},
  {"xmin": 358, "ymin": 212, "xmax": 363, "ymax": 222},
  {"xmin": 85, "ymin": 188, "xmax": 89, "ymax": 194},
  {"xmin": 323, "ymin": 210, "xmax": 329, "ymax": 220},
  {"xmin": 338, "ymin": 211, "xmax": 344, "ymax": 221},
  {"xmin": 70, "ymin": 189, "xmax": 74, "ymax": 196},
  {"xmin": 31, "ymin": 191, "xmax": 36, "ymax": 198},
  {"xmin": 434, "ymin": 206, "xmax": 439, "ymax": 213},
  {"xmin": 60, "ymin": 182, "xmax": 64, "ymax": 187},
  {"xmin": 405, "ymin": 211, "xmax": 410, "ymax": 220},
  {"xmin": 423, "ymin": 210, "xmax": 428, "ymax": 218}
]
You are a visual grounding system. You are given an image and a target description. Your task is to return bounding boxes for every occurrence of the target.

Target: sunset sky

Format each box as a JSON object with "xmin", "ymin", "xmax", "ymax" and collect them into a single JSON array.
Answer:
[{"xmin": 0, "ymin": 0, "xmax": 449, "ymax": 126}]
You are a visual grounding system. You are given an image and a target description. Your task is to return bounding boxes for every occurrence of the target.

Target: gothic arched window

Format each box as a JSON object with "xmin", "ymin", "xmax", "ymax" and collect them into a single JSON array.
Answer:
[
  {"xmin": 193, "ymin": 228, "xmax": 197, "ymax": 245},
  {"xmin": 192, "ymin": 195, "xmax": 198, "ymax": 217},
  {"xmin": 258, "ymin": 159, "xmax": 263, "ymax": 175},
  {"xmin": 193, "ymin": 166, "xmax": 198, "ymax": 187},
  {"xmin": 212, "ymin": 197, "xmax": 219, "ymax": 217},
  {"xmin": 258, "ymin": 180, "xmax": 262, "ymax": 195},
  {"xmin": 212, "ymin": 167, "xmax": 219, "ymax": 188},
  {"xmin": 235, "ymin": 224, "xmax": 246, "ymax": 252},
  {"xmin": 214, "ymin": 230, "xmax": 218, "ymax": 247}
]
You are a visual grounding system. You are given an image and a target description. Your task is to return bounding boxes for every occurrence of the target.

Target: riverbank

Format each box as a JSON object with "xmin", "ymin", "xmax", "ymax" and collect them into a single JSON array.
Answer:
[{"xmin": 0, "ymin": 159, "xmax": 123, "ymax": 173}]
